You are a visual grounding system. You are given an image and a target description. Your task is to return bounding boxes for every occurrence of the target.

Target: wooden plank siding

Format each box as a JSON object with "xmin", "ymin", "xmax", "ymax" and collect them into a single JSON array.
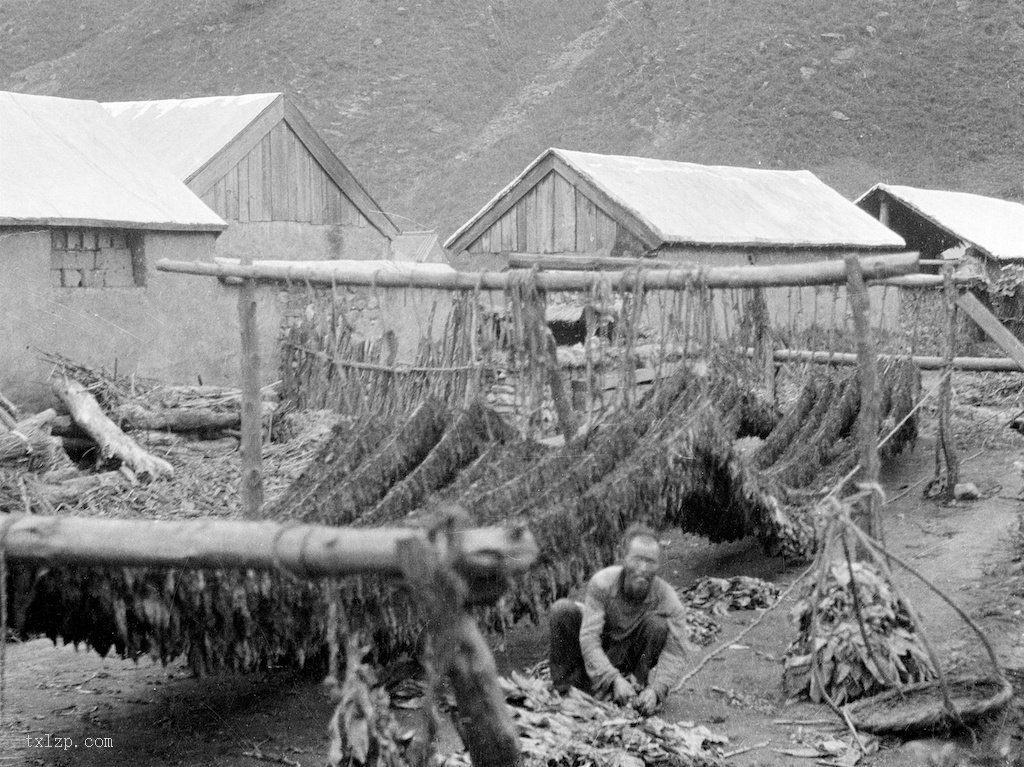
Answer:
[
  {"xmin": 523, "ymin": 187, "xmax": 539, "ymax": 252},
  {"xmin": 199, "ymin": 121, "xmax": 373, "ymax": 230},
  {"xmin": 575, "ymin": 190, "xmax": 596, "ymax": 251},
  {"xmin": 237, "ymin": 155, "xmax": 250, "ymax": 222},
  {"xmin": 463, "ymin": 169, "xmax": 636, "ymax": 258},
  {"xmin": 224, "ymin": 165, "xmax": 239, "ymax": 221},
  {"xmin": 551, "ymin": 173, "xmax": 576, "ymax": 252},
  {"xmin": 535, "ymin": 172, "xmax": 555, "ymax": 253},
  {"xmin": 596, "ymin": 207, "xmax": 618, "ymax": 251}
]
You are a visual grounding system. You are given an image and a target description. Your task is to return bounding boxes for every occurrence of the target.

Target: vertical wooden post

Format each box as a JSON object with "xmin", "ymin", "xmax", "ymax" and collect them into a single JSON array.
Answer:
[
  {"xmin": 844, "ymin": 255, "xmax": 881, "ymax": 539},
  {"xmin": 546, "ymin": 332, "xmax": 578, "ymax": 443},
  {"xmin": 937, "ymin": 268, "xmax": 960, "ymax": 501},
  {"xmin": 397, "ymin": 519, "xmax": 521, "ymax": 767},
  {"xmin": 238, "ymin": 256, "xmax": 264, "ymax": 516},
  {"xmin": 750, "ymin": 288, "xmax": 775, "ymax": 405}
]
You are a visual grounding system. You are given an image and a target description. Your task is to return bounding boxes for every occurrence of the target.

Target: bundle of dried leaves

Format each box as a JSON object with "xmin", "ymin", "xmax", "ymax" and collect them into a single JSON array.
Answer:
[{"xmin": 782, "ymin": 561, "xmax": 936, "ymax": 705}]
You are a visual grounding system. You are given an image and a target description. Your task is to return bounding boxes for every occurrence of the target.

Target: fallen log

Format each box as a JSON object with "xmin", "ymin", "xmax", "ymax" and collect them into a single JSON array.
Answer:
[
  {"xmin": 52, "ymin": 378, "xmax": 174, "ymax": 480},
  {"xmin": 33, "ymin": 471, "xmax": 126, "ymax": 507},
  {"xmin": 114, "ymin": 403, "xmax": 273, "ymax": 432},
  {"xmin": 130, "ymin": 431, "xmax": 238, "ymax": 451}
]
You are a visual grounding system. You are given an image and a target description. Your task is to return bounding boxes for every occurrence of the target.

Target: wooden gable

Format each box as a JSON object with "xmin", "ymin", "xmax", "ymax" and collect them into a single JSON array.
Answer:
[
  {"xmin": 458, "ymin": 156, "xmax": 650, "ymax": 258},
  {"xmin": 199, "ymin": 121, "xmax": 373, "ymax": 228},
  {"xmin": 189, "ymin": 98, "xmax": 398, "ymax": 238}
]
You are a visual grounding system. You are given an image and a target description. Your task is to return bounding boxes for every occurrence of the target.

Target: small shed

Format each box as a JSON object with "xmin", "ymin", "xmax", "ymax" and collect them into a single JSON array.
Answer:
[
  {"xmin": 857, "ymin": 183, "xmax": 1024, "ymax": 340},
  {"xmin": 445, "ymin": 148, "xmax": 904, "ymax": 268},
  {"xmin": 103, "ymin": 94, "xmax": 400, "ymax": 261},
  {"xmin": 0, "ymin": 90, "xmax": 232, "ymax": 405},
  {"xmin": 856, "ymin": 184, "xmax": 1024, "ymax": 264}
]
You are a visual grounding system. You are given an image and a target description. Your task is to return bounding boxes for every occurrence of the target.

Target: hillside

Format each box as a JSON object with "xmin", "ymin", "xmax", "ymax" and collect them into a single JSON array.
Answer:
[{"xmin": 3, "ymin": 0, "xmax": 1023, "ymax": 240}]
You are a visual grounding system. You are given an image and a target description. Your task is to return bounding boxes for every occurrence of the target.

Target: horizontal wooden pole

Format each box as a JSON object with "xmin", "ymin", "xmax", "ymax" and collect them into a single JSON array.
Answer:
[
  {"xmin": 1, "ymin": 516, "xmax": 538, "ymax": 577},
  {"xmin": 770, "ymin": 348, "xmax": 1023, "ymax": 372},
  {"xmin": 871, "ymin": 273, "xmax": 977, "ymax": 288},
  {"xmin": 155, "ymin": 252, "xmax": 919, "ymax": 291},
  {"xmin": 508, "ymin": 253, "xmax": 685, "ymax": 271}
]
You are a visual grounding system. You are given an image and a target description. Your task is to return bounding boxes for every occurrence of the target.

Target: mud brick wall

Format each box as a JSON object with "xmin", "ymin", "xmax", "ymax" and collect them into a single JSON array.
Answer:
[{"xmin": 49, "ymin": 228, "xmax": 140, "ymax": 288}]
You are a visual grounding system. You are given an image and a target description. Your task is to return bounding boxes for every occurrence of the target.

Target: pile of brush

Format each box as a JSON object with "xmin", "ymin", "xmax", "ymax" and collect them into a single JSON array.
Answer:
[
  {"xmin": 782, "ymin": 562, "xmax": 936, "ymax": 705},
  {"xmin": 41, "ymin": 352, "xmax": 276, "ymax": 454}
]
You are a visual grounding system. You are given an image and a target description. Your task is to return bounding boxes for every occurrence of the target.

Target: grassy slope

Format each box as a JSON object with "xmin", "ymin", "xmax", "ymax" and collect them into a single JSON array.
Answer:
[{"xmin": 2, "ymin": 0, "xmax": 1022, "ymax": 239}]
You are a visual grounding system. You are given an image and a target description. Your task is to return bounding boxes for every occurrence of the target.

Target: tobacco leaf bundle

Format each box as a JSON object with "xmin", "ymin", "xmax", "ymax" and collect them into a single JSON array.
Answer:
[
  {"xmin": 298, "ymin": 399, "xmax": 448, "ymax": 526},
  {"xmin": 264, "ymin": 416, "xmax": 393, "ymax": 521},
  {"xmin": 782, "ymin": 561, "xmax": 936, "ymax": 705},
  {"xmin": 361, "ymin": 400, "xmax": 514, "ymax": 526}
]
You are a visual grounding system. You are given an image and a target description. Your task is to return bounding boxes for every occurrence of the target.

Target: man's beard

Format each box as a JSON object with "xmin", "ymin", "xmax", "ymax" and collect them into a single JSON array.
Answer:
[{"xmin": 623, "ymin": 573, "xmax": 651, "ymax": 601}]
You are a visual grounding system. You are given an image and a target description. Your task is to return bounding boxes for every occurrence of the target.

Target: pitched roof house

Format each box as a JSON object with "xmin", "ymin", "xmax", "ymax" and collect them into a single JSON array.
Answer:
[
  {"xmin": 445, "ymin": 148, "xmax": 904, "ymax": 267},
  {"xmin": 0, "ymin": 90, "xmax": 236, "ymax": 403},
  {"xmin": 856, "ymin": 183, "xmax": 1024, "ymax": 262},
  {"xmin": 1, "ymin": 91, "xmax": 224, "ymax": 233},
  {"xmin": 103, "ymin": 94, "xmax": 400, "ymax": 260}
]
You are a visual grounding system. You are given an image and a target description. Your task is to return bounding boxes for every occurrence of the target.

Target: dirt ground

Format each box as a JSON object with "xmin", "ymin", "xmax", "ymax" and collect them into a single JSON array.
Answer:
[{"xmin": 4, "ymin": 372, "xmax": 1024, "ymax": 767}]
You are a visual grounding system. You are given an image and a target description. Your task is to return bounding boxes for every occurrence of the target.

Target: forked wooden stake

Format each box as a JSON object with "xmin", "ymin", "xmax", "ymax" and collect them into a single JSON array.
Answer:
[{"xmin": 397, "ymin": 514, "xmax": 521, "ymax": 767}]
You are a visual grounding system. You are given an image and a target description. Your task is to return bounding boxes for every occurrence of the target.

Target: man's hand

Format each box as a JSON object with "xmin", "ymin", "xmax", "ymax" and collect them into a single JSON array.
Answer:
[
  {"xmin": 611, "ymin": 676, "xmax": 636, "ymax": 705},
  {"xmin": 634, "ymin": 688, "xmax": 660, "ymax": 716}
]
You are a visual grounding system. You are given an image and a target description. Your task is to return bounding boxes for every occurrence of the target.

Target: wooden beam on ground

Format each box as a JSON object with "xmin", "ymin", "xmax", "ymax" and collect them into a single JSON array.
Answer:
[
  {"xmin": 954, "ymin": 292, "xmax": 1024, "ymax": 372},
  {"xmin": 766, "ymin": 349, "xmax": 1024, "ymax": 372},
  {"xmin": 1, "ymin": 515, "xmax": 538, "ymax": 577},
  {"xmin": 156, "ymin": 251, "xmax": 919, "ymax": 291}
]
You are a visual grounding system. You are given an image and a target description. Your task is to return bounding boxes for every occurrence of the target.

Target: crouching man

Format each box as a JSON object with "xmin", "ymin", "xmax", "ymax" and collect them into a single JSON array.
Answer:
[{"xmin": 548, "ymin": 524, "xmax": 689, "ymax": 716}]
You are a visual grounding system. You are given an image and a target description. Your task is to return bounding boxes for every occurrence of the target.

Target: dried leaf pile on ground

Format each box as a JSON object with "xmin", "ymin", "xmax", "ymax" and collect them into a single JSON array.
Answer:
[
  {"xmin": 495, "ymin": 670, "xmax": 726, "ymax": 767},
  {"xmin": 335, "ymin": 656, "xmax": 727, "ymax": 767},
  {"xmin": 681, "ymin": 576, "xmax": 781, "ymax": 616}
]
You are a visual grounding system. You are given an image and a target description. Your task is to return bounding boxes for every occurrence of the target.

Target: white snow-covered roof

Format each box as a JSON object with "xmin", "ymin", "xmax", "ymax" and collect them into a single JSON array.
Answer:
[
  {"xmin": 0, "ymin": 91, "xmax": 225, "ymax": 231},
  {"xmin": 103, "ymin": 94, "xmax": 281, "ymax": 181},
  {"xmin": 856, "ymin": 183, "xmax": 1024, "ymax": 261},
  {"xmin": 447, "ymin": 148, "xmax": 905, "ymax": 251}
]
